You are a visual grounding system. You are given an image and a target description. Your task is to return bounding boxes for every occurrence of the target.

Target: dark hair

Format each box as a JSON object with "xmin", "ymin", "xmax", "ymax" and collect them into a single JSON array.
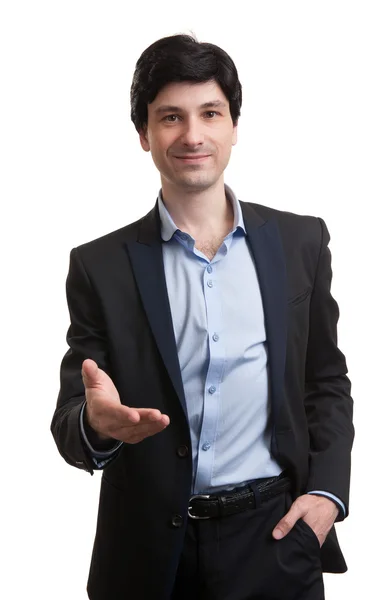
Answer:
[{"xmin": 130, "ymin": 34, "xmax": 242, "ymax": 133}]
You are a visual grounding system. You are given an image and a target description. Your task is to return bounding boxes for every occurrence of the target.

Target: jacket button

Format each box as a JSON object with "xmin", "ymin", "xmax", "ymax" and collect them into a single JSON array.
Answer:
[
  {"xmin": 171, "ymin": 514, "xmax": 183, "ymax": 528},
  {"xmin": 176, "ymin": 445, "xmax": 189, "ymax": 458}
]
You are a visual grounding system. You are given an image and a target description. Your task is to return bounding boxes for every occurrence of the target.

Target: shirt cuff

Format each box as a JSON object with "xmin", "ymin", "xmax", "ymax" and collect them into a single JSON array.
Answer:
[
  {"xmin": 307, "ymin": 490, "xmax": 346, "ymax": 518},
  {"xmin": 79, "ymin": 402, "xmax": 123, "ymax": 468}
]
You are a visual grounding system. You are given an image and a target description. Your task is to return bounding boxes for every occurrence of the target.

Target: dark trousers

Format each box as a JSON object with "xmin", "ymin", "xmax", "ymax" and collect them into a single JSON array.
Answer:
[{"xmin": 171, "ymin": 491, "xmax": 324, "ymax": 600}]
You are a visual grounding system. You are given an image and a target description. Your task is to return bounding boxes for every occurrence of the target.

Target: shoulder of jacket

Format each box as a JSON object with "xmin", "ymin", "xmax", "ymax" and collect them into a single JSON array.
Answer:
[
  {"xmin": 241, "ymin": 200, "xmax": 323, "ymax": 239},
  {"xmin": 241, "ymin": 200, "xmax": 319, "ymax": 223},
  {"xmin": 72, "ymin": 210, "xmax": 151, "ymax": 258}
]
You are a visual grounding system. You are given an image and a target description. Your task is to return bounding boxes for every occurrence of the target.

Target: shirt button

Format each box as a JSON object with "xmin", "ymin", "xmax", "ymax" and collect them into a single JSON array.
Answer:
[
  {"xmin": 176, "ymin": 445, "xmax": 189, "ymax": 458},
  {"xmin": 180, "ymin": 233, "xmax": 188, "ymax": 240},
  {"xmin": 207, "ymin": 265, "xmax": 213, "ymax": 273},
  {"xmin": 171, "ymin": 514, "xmax": 183, "ymax": 528},
  {"xmin": 208, "ymin": 386, "xmax": 216, "ymax": 394},
  {"xmin": 212, "ymin": 333, "xmax": 219, "ymax": 342},
  {"xmin": 202, "ymin": 442, "xmax": 211, "ymax": 451},
  {"xmin": 207, "ymin": 280, "xmax": 213, "ymax": 288}
]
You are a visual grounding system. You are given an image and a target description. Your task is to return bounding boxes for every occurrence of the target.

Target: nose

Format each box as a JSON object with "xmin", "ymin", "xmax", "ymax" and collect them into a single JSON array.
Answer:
[{"xmin": 180, "ymin": 117, "xmax": 204, "ymax": 148}]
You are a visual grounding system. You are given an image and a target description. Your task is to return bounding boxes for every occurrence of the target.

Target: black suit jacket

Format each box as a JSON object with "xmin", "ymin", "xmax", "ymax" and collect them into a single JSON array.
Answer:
[{"xmin": 51, "ymin": 199, "xmax": 354, "ymax": 600}]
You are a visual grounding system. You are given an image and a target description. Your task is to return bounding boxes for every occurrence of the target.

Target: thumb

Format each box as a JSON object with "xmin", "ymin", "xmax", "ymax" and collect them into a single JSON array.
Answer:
[
  {"xmin": 81, "ymin": 359, "xmax": 101, "ymax": 388},
  {"xmin": 272, "ymin": 502, "xmax": 303, "ymax": 540}
]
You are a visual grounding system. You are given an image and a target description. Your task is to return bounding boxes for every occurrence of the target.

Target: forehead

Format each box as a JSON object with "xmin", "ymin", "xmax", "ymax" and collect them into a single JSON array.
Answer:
[{"xmin": 149, "ymin": 80, "xmax": 229, "ymax": 112}]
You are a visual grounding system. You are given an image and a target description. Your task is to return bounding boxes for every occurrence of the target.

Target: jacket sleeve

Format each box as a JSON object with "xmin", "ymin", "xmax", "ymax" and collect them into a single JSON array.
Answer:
[
  {"xmin": 304, "ymin": 218, "xmax": 354, "ymax": 519},
  {"xmin": 51, "ymin": 247, "xmax": 121, "ymax": 474}
]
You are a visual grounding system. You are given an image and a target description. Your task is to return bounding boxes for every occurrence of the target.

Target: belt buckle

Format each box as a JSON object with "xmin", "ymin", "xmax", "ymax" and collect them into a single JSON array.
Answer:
[{"xmin": 188, "ymin": 494, "xmax": 211, "ymax": 519}]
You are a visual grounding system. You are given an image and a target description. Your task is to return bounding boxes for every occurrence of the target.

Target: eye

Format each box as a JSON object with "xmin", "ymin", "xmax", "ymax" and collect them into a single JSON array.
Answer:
[
  {"xmin": 163, "ymin": 114, "xmax": 179, "ymax": 122},
  {"xmin": 204, "ymin": 111, "xmax": 219, "ymax": 118}
]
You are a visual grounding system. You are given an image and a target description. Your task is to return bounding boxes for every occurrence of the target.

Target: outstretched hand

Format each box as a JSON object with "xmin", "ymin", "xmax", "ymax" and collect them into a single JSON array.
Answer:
[{"xmin": 81, "ymin": 359, "xmax": 170, "ymax": 444}]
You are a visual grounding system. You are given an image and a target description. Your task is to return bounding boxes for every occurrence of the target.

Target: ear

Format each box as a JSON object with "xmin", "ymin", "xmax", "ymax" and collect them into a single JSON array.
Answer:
[
  {"xmin": 232, "ymin": 123, "xmax": 238, "ymax": 146},
  {"xmin": 139, "ymin": 127, "xmax": 150, "ymax": 152}
]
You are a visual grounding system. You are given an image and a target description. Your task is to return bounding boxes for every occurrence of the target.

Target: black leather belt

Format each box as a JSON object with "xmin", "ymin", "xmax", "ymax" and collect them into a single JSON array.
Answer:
[{"xmin": 188, "ymin": 473, "xmax": 291, "ymax": 519}]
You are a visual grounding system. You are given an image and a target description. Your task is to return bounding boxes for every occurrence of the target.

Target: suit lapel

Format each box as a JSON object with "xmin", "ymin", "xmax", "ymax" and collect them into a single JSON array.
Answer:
[
  {"xmin": 125, "ymin": 202, "xmax": 188, "ymax": 419},
  {"xmin": 241, "ymin": 203, "xmax": 288, "ymax": 439}
]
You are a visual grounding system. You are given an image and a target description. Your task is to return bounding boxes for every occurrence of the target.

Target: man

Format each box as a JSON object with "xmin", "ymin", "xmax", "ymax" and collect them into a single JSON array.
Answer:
[{"xmin": 51, "ymin": 34, "xmax": 354, "ymax": 600}]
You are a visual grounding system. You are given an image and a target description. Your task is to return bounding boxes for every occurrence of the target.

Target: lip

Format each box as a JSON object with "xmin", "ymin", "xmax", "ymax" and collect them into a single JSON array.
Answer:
[{"xmin": 173, "ymin": 155, "xmax": 211, "ymax": 163}]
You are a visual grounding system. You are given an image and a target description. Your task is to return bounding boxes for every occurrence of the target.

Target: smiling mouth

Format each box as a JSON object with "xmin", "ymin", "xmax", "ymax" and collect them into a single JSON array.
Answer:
[{"xmin": 173, "ymin": 155, "xmax": 211, "ymax": 163}]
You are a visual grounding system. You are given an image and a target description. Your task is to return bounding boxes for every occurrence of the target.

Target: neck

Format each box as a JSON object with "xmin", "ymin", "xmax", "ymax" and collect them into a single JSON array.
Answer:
[{"xmin": 160, "ymin": 177, "xmax": 234, "ymax": 237}]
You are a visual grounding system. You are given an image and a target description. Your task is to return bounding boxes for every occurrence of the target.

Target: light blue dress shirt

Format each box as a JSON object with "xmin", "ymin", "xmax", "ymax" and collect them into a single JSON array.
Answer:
[{"xmin": 80, "ymin": 185, "xmax": 345, "ymax": 516}]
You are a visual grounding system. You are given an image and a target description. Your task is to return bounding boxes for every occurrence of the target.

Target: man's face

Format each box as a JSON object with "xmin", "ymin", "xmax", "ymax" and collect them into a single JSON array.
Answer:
[{"xmin": 139, "ymin": 80, "xmax": 237, "ymax": 192}]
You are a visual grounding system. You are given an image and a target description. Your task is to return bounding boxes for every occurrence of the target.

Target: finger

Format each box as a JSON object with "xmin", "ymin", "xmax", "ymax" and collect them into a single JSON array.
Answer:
[
  {"xmin": 124, "ymin": 408, "xmax": 170, "ymax": 426},
  {"xmin": 137, "ymin": 409, "xmax": 170, "ymax": 425},
  {"xmin": 81, "ymin": 359, "xmax": 101, "ymax": 387},
  {"xmin": 118, "ymin": 417, "xmax": 168, "ymax": 434},
  {"xmin": 138, "ymin": 408, "xmax": 162, "ymax": 421},
  {"xmin": 96, "ymin": 406, "xmax": 169, "ymax": 435},
  {"xmin": 105, "ymin": 408, "xmax": 168, "ymax": 433},
  {"xmin": 272, "ymin": 501, "xmax": 306, "ymax": 540},
  {"xmin": 111, "ymin": 419, "xmax": 168, "ymax": 442},
  {"xmin": 110, "ymin": 403, "xmax": 141, "ymax": 424}
]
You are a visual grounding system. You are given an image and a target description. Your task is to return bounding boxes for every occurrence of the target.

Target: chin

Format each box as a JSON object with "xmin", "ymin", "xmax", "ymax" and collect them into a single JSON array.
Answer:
[
  {"xmin": 182, "ymin": 180, "xmax": 215, "ymax": 192},
  {"xmin": 177, "ymin": 173, "xmax": 219, "ymax": 190}
]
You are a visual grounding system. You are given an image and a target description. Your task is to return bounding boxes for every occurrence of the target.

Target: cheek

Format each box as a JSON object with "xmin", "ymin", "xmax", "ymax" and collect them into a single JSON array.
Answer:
[
  {"xmin": 215, "ymin": 130, "xmax": 235, "ymax": 152},
  {"xmin": 149, "ymin": 140, "xmax": 166, "ymax": 160},
  {"xmin": 150, "ymin": 143, "xmax": 173, "ymax": 173},
  {"xmin": 151, "ymin": 139, "xmax": 173, "ymax": 161},
  {"xmin": 217, "ymin": 137, "xmax": 234, "ymax": 160}
]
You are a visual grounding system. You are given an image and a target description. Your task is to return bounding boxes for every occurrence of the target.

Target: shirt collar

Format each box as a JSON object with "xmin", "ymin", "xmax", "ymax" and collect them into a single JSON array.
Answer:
[{"xmin": 158, "ymin": 184, "xmax": 246, "ymax": 242}]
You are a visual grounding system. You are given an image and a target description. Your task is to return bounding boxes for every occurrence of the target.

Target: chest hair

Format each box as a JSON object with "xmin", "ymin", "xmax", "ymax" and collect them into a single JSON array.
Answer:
[{"xmin": 195, "ymin": 236, "xmax": 226, "ymax": 261}]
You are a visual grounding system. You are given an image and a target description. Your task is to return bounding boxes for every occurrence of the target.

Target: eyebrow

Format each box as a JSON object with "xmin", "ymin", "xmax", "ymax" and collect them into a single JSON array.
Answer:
[{"xmin": 154, "ymin": 100, "xmax": 228, "ymax": 114}]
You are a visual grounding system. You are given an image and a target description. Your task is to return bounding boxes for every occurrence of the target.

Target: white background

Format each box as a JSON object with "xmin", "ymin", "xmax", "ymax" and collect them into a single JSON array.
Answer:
[{"xmin": 1, "ymin": 1, "xmax": 388, "ymax": 598}]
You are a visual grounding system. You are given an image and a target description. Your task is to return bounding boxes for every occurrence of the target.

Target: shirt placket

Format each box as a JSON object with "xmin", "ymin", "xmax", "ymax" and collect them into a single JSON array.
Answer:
[{"xmin": 194, "ymin": 260, "xmax": 226, "ymax": 493}]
